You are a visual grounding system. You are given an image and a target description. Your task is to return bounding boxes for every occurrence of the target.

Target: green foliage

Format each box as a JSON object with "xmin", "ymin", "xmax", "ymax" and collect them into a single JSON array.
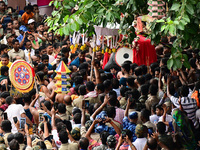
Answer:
[
  {"xmin": 149, "ymin": 0, "xmax": 200, "ymax": 70},
  {"xmin": 46, "ymin": 0, "xmax": 148, "ymax": 41},
  {"xmin": 46, "ymin": 0, "xmax": 200, "ymax": 70}
]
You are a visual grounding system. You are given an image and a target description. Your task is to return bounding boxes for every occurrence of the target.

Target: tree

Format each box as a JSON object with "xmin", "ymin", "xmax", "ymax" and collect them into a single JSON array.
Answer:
[{"xmin": 46, "ymin": 0, "xmax": 200, "ymax": 70}]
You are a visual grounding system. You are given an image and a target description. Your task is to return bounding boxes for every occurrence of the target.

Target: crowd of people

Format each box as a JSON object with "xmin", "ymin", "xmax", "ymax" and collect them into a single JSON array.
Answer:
[{"xmin": 0, "ymin": 1, "xmax": 199, "ymax": 150}]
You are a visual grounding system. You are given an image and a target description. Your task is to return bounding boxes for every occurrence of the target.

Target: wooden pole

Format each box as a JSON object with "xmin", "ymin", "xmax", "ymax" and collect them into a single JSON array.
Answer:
[{"xmin": 90, "ymin": 35, "xmax": 96, "ymax": 81}]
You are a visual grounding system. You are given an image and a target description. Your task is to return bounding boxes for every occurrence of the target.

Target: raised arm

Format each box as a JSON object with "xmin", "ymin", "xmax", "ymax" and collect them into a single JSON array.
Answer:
[{"xmin": 91, "ymin": 95, "xmax": 109, "ymax": 120}]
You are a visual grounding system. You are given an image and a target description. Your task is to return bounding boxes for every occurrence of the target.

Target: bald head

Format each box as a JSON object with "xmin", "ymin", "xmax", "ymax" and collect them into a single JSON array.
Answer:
[
  {"xmin": 147, "ymin": 137, "xmax": 157, "ymax": 150},
  {"xmin": 64, "ymin": 95, "xmax": 72, "ymax": 105}
]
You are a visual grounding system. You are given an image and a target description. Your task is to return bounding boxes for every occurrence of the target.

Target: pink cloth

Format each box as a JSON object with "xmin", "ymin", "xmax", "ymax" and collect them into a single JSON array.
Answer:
[{"xmin": 114, "ymin": 107, "xmax": 125, "ymax": 124}]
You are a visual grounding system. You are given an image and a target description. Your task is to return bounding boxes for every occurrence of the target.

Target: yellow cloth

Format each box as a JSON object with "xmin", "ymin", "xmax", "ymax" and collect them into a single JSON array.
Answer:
[{"xmin": 0, "ymin": 61, "xmax": 12, "ymax": 75}]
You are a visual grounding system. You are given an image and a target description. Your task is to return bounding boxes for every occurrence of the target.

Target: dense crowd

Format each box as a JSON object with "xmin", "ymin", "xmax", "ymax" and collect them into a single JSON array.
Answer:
[{"xmin": 0, "ymin": 1, "xmax": 199, "ymax": 150}]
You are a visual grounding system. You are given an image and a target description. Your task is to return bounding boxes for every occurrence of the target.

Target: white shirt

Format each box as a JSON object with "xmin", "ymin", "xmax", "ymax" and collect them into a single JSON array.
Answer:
[
  {"xmin": 150, "ymin": 114, "xmax": 159, "ymax": 124},
  {"xmin": 5, "ymin": 104, "xmax": 25, "ymax": 133},
  {"xmin": 24, "ymin": 49, "xmax": 35, "ymax": 63},
  {"xmin": 159, "ymin": 114, "xmax": 173, "ymax": 131},
  {"xmin": 48, "ymin": 55, "xmax": 55, "ymax": 64},
  {"xmin": 128, "ymin": 138, "xmax": 147, "ymax": 150}
]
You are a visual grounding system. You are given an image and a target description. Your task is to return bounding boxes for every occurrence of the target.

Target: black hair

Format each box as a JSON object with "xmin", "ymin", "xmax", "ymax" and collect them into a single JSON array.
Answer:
[
  {"xmin": 122, "ymin": 129, "xmax": 132, "ymax": 140},
  {"xmin": 157, "ymin": 122, "xmax": 166, "ymax": 134},
  {"xmin": 36, "ymin": 141, "xmax": 47, "ymax": 149},
  {"xmin": 140, "ymin": 84, "xmax": 149, "ymax": 95},
  {"xmin": 61, "ymin": 47, "xmax": 70, "ymax": 54},
  {"xmin": 74, "ymin": 76, "xmax": 83, "ymax": 86},
  {"xmin": 7, "ymin": 134, "xmax": 15, "ymax": 143},
  {"xmin": 44, "ymin": 100, "xmax": 51, "ymax": 111},
  {"xmin": 134, "ymin": 66, "xmax": 142, "ymax": 76},
  {"xmin": 59, "ymin": 130, "xmax": 68, "ymax": 143},
  {"xmin": 161, "ymin": 58, "xmax": 168, "ymax": 66},
  {"xmin": 140, "ymin": 65, "xmax": 147, "ymax": 74},
  {"xmin": 14, "ymin": 132, "xmax": 24, "ymax": 144},
  {"xmin": 137, "ymin": 75, "xmax": 145, "ymax": 85},
  {"xmin": 179, "ymin": 85, "xmax": 189, "ymax": 97},
  {"xmin": 189, "ymin": 58, "xmax": 197, "ymax": 69},
  {"xmin": 73, "ymin": 113, "xmax": 81, "ymax": 124},
  {"xmin": 1, "ymin": 53, "xmax": 9, "ymax": 59},
  {"xmin": 24, "ymin": 40, "xmax": 31, "ymax": 46},
  {"xmin": 79, "ymin": 137, "xmax": 89, "ymax": 150},
  {"xmin": 72, "ymin": 108, "xmax": 81, "ymax": 116},
  {"xmin": 100, "ymin": 131, "xmax": 110, "ymax": 145},
  {"xmin": 39, "ymin": 45, "xmax": 46, "ymax": 51},
  {"xmin": 0, "ymin": 91, "xmax": 10, "ymax": 99},
  {"xmin": 79, "ymin": 62, "xmax": 88, "ymax": 70},
  {"xmin": 106, "ymin": 106, "xmax": 116, "ymax": 118},
  {"xmin": 6, "ymin": 96, "xmax": 13, "ymax": 105},
  {"xmin": 149, "ymin": 84, "xmax": 158, "ymax": 96},
  {"xmin": 111, "ymin": 78, "xmax": 119, "ymax": 89},
  {"xmin": 63, "ymin": 120, "xmax": 72, "ymax": 132},
  {"xmin": 109, "ymin": 90, "xmax": 120, "ymax": 107},
  {"xmin": 56, "ymin": 122, "xmax": 66, "ymax": 133},
  {"xmin": 156, "ymin": 105, "xmax": 163, "ymax": 111},
  {"xmin": 150, "ymin": 62, "xmax": 159, "ymax": 76},
  {"xmin": 0, "ymin": 66, "xmax": 8, "ymax": 75},
  {"xmin": 1, "ymin": 120, "xmax": 12, "ymax": 132},
  {"xmin": 37, "ymin": 64, "xmax": 46, "ymax": 72},
  {"xmin": 79, "ymin": 50, "xmax": 86, "ymax": 55},
  {"xmin": 41, "ymin": 54, "xmax": 49, "ymax": 61},
  {"xmin": 58, "ymin": 103, "xmax": 66, "ymax": 114},
  {"xmin": 141, "ymin": 109, "xmax": 150, "ymax": 121},
  {"xmin": 103, "ymin": 79, "xmax": 112, "ymax": 90},
  {"xmin": 121, "ymin": 62, "xmax": 130, "ymax": 73},
  {"xmin": 70, "ymin": 53, "xmax": 77, "ymax": 61},
  {"xmin": 79, "ymin": 69, "xmax": 87, "ymax": 77},
  {"xmin": 126, "ymin": 76, "xmax": 135, "ymax": 87},
  {"xmin": 40, "ymin": 122, "xmax": 52, "ymax": 133},
  {"xmin": 130, "ymin": 63, "xmax": 138, "ymax": 72},
  {"xmin": 36, "ymin": 71, "xmax": 44, "ymax": 81},
  {"xmin": 9, "ymin": 139, "xmax": 19, "ymax": 150},
  {"xmin": 79, "ymin": 85, "xmax": 87, "ymax": 95},
  {"xmin": 22, "ymin": 93, "xmax": 31, "ymax": 103},
  {"xmin": 12, "ymin": 39, "xmax": 19, "ymax": 45},
  {"xmin": 96, "ymin": 83, "xmax": 105, "ymax": 93},
  {"xmin": 86, "ymin": 81, "xmax": 95, "ymax": 91},
  {"xmin": 120, "ymin": 86, "xmax": 129, "ymax": 97}
]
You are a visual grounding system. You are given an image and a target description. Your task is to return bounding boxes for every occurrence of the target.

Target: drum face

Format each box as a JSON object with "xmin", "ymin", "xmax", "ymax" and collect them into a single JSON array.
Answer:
[{"xmin": 115, "ymin": 47, "xmax": 133, "ymax": 67}]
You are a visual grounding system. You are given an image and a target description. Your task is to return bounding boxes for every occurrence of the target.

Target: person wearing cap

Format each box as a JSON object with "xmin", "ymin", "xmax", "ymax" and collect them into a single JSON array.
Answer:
[
  {"xmin": 28, "ymin": 19, "xmax": 35, "ymax": 33},
  {"xmin": 106, "ymin": 135, "xmax": 117, "ymax": 150},
  {"xmin": 17, "ymin": 25, "xmax": 28, "ymax": 49},
  {"xmin": 128, "ymin": 124, "xmax": 147, "ymax": 150},
  {"xmin": 0, "ymin": 33, "xmax": 14, "ymax": 49},
  {"xmin": 8, "ymin": 39, "xmax": 25, "ymax": 62},
  {"xmin": 123, "ymin": 97, "xmax": 138, "ymax": 142}
]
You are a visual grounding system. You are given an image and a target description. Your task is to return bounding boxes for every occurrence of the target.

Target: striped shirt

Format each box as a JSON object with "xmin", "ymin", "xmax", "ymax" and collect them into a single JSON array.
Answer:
[{"xmin": 170, "ymin": 95, "xmax": 199, "ymax": 129}]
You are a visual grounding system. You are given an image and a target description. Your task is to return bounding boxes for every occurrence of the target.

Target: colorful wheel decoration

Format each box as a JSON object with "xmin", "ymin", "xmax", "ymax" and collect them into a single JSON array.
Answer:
[{"xmin": 9, "ymin": 60, "xmax": 35, "ymax": 93}]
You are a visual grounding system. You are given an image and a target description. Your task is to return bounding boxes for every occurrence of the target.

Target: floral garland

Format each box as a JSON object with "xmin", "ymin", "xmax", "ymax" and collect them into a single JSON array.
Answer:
[{"xmin": 132, "ymin": 36, "xmax": 140, "ymax": 53}]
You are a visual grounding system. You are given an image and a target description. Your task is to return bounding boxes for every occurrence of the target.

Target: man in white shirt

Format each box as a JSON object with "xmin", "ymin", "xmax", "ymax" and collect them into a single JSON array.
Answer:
[
  {"xmin": 5, "ymin": 96, "xmax": 32, "ymax": 133},
  {"xmin": 24, "ymin": 40, "xmax": 35, "ymax": 63},
  {"xmin": 128, "ymin": 124, "xmax": 147, "ymax": 150}
]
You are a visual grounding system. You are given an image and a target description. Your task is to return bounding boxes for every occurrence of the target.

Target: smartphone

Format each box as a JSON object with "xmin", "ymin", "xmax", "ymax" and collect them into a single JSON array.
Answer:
[
  {"xmin": 20, "ymin": 118, "xmax": 26, "ymax": 129},
  {"xmin": 3, "ymin": 113, "xmax": 7, "ymax": 120},
  {"xmin": 84, "ymin": 100, "xmax": 89, "ymax": 109},
  {"xmin": 39, "ymin": 112, "xmax": 44, "ymax": 122},
  {"xmin": 121, "ymin": 130, "xmax": 126, "ymax": 139},
  {"xmin": 32, "ymin": 124, "xmax": 36, "ymax": 133},
  {"xmin": 13, "ymin": 117, "xmax": 18, "ymax": 124}
]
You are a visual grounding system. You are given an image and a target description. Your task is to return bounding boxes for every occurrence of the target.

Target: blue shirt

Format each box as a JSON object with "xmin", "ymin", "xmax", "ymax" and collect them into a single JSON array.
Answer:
[
  {"xmin": 123, "ymin": 116, "xmax": 137, "ymax": 142},
  {"xmin": 48, "ymin": 63, "xmax": 53, "ymax": 70},
  {"xmin": 17, "ymin": 34, "xmax": 25, "ymax": 50},
  {"xmin": 70, "ymin": 57, "xmax": 85, "ymax": 67}
]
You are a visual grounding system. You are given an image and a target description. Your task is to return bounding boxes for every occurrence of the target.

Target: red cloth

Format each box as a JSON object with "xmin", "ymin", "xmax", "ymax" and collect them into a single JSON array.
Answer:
[
  {"xmin": 37, "ymin": 0, "xmax": 51, "ymax": 6},
  {"xmin": 132, "ymin": 35, "xmax": 157, "ymax": 66},
  {"xmin": 102, "ymin": 52, "xmax": 110, "ymax": 69}
]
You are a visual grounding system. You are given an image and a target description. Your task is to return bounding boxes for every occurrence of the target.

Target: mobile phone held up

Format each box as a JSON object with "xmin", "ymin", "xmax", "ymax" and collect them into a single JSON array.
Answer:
[
  {"xmin": 13, "ymin": 117, "xmax": 18, "ymax": 124},
  {"xmin": 20, "ymin": 118, "xmax": 26, "ymax": 129},
  {"xmin": 82, "ymin": 100, "xmax": 89, "ymax": 109},
  {"xmin": 3, "ymin": 112, "xmax": 7, "ymax": 120}
]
